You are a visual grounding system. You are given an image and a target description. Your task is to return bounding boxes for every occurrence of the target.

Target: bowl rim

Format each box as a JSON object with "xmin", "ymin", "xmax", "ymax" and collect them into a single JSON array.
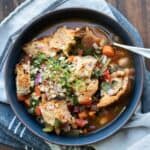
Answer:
[{"xmin": 5, "ymin": 7, "xmax": 144, "ymax": 146}]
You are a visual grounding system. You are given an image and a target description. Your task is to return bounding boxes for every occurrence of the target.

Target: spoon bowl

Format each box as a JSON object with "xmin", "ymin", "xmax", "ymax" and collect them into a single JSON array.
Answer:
[{"xmin": 95, "ymin": 25, "xmax": 150, "ymax": 58}]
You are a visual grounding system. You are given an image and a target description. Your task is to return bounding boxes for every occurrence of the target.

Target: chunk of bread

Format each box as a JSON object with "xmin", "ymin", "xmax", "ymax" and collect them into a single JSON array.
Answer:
[
  {"xmin": 97, "ymin": 76, "xmax": 129, "ymax": 108},
  {"xmin": 16, "ymin": 58, "xmax": 31, "ymax": 95},
  {"xmin": 23, "ymin": 26, "xmax": 76, "ymax": 57},
  {"xmin": 74, "ymin": 79, "xmax": 98, "ymax": 104},
  {"xmin": 49, "ymin": 26, "xmax": 76, "ymax": 55},
  {"xmin": 23, "ymin": 36, "xmax": 57, "ymax": 57},
  {"xmin": 71, "ymin": 56, "xmax": 97, "ymax": 78},
  {"xmin": 40, "ymin": 100, "xmax": 74, "ymax": 126}
]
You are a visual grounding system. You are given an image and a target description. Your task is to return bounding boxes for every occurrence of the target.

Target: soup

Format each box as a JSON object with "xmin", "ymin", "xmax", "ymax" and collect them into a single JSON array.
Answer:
[{"xmin": 15, "ymin": 25, "xmax": 134, "ymax": 136}]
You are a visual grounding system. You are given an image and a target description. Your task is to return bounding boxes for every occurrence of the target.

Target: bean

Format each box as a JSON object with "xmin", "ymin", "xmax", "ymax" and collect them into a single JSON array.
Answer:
[
  {"xmin": 124, "ymin": 68, "xmax": 135, "ymax": 76},
  {"xmin": 118, "ymin": 57, "xmax": 130, "ymax": 67},
  {"xmin": 99, "ymin": 116, "xmax": 108, "ymax": 125}
]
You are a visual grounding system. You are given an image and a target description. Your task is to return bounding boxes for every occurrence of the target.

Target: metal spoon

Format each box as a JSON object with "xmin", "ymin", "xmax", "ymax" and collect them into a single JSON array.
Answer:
[
  {"xmin": 113, "ymin": 42, "xmax": 150, "ymax": 58},
  {"xmin": 95, "ymin": 26, "xmax": 150, "ymax": 58}
]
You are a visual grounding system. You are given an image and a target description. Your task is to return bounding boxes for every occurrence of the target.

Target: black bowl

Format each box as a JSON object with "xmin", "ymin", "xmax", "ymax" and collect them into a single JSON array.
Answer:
[{"xmin": 5, "ymin": 8, "xmax": 144, "ymax": 145}]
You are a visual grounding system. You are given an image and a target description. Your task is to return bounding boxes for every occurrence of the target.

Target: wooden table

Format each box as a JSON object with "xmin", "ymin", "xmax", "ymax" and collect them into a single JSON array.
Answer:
[{"xmin": 0, "ymin": 0, "xmax": 149, "ymax": 149}]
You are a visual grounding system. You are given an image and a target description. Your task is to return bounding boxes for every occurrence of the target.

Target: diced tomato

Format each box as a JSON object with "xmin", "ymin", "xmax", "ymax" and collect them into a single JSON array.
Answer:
[
  {"xmin": 75, "ymin": 119, "xmax": 88, "ymax": 128},
  {"xmin": 35, "ymin": 106, "xmax": 41, "ymax": 116},
  {"xmin": 34, "ymin": 86, "xmax": 41, "ymax": 97},
  {"xmin": 78, "ymin": 111, "xmax": 88, "ymax": 119},
  {"xmin": 24, "ymin": 99, "xmax": 30, "ymax": 107},
  {"xmin": 96, "ymin": 62, "xmax": 102, "ymax": 68},
  {"xmin": 103, "ymin": 69, "xmax": 111, "ymax": 81},
  {"xmin": 17, "ymin": 95, "xmax": 28, "ymax": 101}
]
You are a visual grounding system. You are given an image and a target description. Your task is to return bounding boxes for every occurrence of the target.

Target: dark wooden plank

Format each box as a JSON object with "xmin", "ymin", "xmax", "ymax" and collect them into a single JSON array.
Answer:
[
  {"xmin": 0, "ymin": 144, "xmax": 16, "ymax": 150},
  {"xmin": 0, "ymin": 1, "xmax": 24, "ymax": 150},
  {"xmin": 107, "ymin": 0, "xmax": 150, "ymax": 47},
  {"xmin": 106, "ymin": 0, "xmax": 118, "ymax": 6},
  {"xmin": 107, "ymin": 0, "xmax": 150, "ymax": 70},
  {"xmin": 0, "ymin": 0, "xmax": 24, "ymax": 21}
]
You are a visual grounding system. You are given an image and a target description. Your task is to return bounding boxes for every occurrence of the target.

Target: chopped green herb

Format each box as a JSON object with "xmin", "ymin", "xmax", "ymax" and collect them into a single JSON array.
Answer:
[
  {"xmin": 101, "ymin": 82, "xmax": 111, "ymax": 92},
  {"xmin": 32, "ymin": 53, "xmax": 47, "ymax": 67},
  {"xmin": 54, "ymin": 119, "xmax": 62, "ymax": 128},
  {"xmin": 92, "ymin": 69, "xmax": 101, "ymax": 78},
  {"xmin": 43, "ymin": 125, "xmax": 53, "ymax": 132},
  {"xmin": 70, "ymin": 95, "xmax": 78, "ymax": 105},
  {"xmin": 27, "ymin": 107, "xmax": 34, "ymax": 114},
  {"xmin": 112, "ymin": 81, "xmax": 118, "ymax": 88},
  {"xmin": 84, "ymin": 48, "xmax": 94, "ymax": 55},
  {"xmin": 31, "ymin": 99, "xmax": 39, "ymax": 107},
  {"xmin": 73, "ymin": 79, "xmax": 86, "ymax": 91}
]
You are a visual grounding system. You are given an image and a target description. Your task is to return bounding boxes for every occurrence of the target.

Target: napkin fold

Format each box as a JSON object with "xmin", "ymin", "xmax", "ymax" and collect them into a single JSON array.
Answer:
[{"xmin": 0, "ymin": 0, "xmax": 150, "ymax": 150}]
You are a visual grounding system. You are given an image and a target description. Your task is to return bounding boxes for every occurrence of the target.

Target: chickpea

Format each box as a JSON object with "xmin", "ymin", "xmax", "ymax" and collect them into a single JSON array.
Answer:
[
  {"xmin": 118, "ymin": 57, "xmax": 130, "ymax": 67},
  {"xmin": 111, "ymin": 70, "xmax": 125, "ymax": 77},
  {"xmin": 99, "ymin": 116, "xmax": 108, "ymax": 125},
  {"xmin": 116, "ymin": 70, "xmax": 125, "ymax": 77},
  {"xmin": 124, "ymin": 68, "xmax": 135, "ymax": 76}
]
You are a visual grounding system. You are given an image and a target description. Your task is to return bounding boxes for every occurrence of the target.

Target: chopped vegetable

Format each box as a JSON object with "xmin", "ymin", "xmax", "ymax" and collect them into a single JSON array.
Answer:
[
  {"xmin": 32, "ymin": 53, "xmax": 47, "ymax": 67},
  {"xmin": 103, "ymin": 69, "xmax": 111, "ymax": 81},
  {"xmin": 75, "ymin": 119, "xmax": 88, "ymax": 128},
  {"xmin": 102, "ymin": 45, "xmax": 115, "ymax": 57},
  {"xmin": 17, "ymin": 95, "xmax": 28, "ymax": 101},
  {"xmin": 43, "ymin": 125, "xmax": 53, "ymax": 132},
  {"xmin": 27, "ymin": 107, "xmax": 34, "ymax": 114},
  {"xmin": 34, "ymin": 86, "xmax": 41, "ymax": 97},
  {"xmin": 70, "ymin": 95, "xmax": 78, "ymax": 105},
  {"xmin": 92, "ymin": 69, "xmax": 101, "ymax": 78},
  {"xmin": 68, "ymin": 56, "xmax": 75, "ymax": 62},
  {"xmin": 78, "ymin": 96, "xmax": 92, "ymax": 105},
  {"xmin": 65, "ymin": 129, "xmax": 81, "ymax": 136},
  {"xmin": 54, "ymin": 119, "xmax": 62, "ymax": 128},
  {"xmin": 88, "ymin": 125, "xmax": 96, "ymax": 131},
  {"xmin": 84, "ymin": 48, "xmax": 94, "ymax": 55},
  {"xmin": 35, "ymin": 73, "xmax": 42, "ymax": 85},
  {"xmin": 99, "ymin": 116, "xmax": 108, "ymax": 125},
  {"xmin": 24, "ymin": 99, "xmax": 30, "ymax": 107},
  {"xmin": 78, "ymin": 111, "xmax": 88, "ymax": 119},
  {"xmin": 16, "ymin": 26, "xmax": 134, "ymax": 136},
  {"xmin": 101, "ymin": 82, "xmax": 111, "ymax": 92},
  {"xmin": 118, "ymin": 57, "xmax": 130, "ymax": 68},
  {"xmin": 88, "ymin": 111, "xmax": 96, "ymax": 117},
  {"xmin": 35, "ymin": 106, "xmax": 41, "ymax": 116}
]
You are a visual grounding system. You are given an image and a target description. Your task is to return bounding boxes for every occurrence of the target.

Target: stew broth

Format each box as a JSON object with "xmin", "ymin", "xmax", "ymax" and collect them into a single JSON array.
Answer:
[{"xmin": 16, "ymin": 20, "xmax": 134, "ymax": 136}]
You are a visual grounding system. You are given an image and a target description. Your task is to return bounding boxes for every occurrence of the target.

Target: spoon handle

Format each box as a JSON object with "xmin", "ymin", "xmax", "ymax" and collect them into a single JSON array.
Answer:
[{"xmin": 113, "ymin": 42, "xmax": 150, "ymax": 58}]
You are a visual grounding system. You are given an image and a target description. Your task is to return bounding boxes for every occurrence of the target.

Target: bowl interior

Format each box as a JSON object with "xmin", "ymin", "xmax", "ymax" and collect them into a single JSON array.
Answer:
[{"xmin": 5, "ymin": 8, "xmax": 144, "ymax": 145}]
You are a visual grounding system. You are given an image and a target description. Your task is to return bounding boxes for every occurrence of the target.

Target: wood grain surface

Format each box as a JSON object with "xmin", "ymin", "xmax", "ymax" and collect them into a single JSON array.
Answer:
[{"xmin": 0, "ymin": 0, "xmax": 149, "ymax": 149}]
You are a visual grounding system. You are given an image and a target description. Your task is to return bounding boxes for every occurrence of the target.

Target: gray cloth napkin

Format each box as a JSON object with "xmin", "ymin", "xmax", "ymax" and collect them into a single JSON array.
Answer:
[{"xmin": 0, "ymin": 0, "xmax": 150, "ymax": 150}]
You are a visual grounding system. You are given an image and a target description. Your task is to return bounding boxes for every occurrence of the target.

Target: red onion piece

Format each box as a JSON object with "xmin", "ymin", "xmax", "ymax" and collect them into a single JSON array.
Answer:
[{"xmin": 35, "ymin": 73, "xmax": 42, "ymax": 85}]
